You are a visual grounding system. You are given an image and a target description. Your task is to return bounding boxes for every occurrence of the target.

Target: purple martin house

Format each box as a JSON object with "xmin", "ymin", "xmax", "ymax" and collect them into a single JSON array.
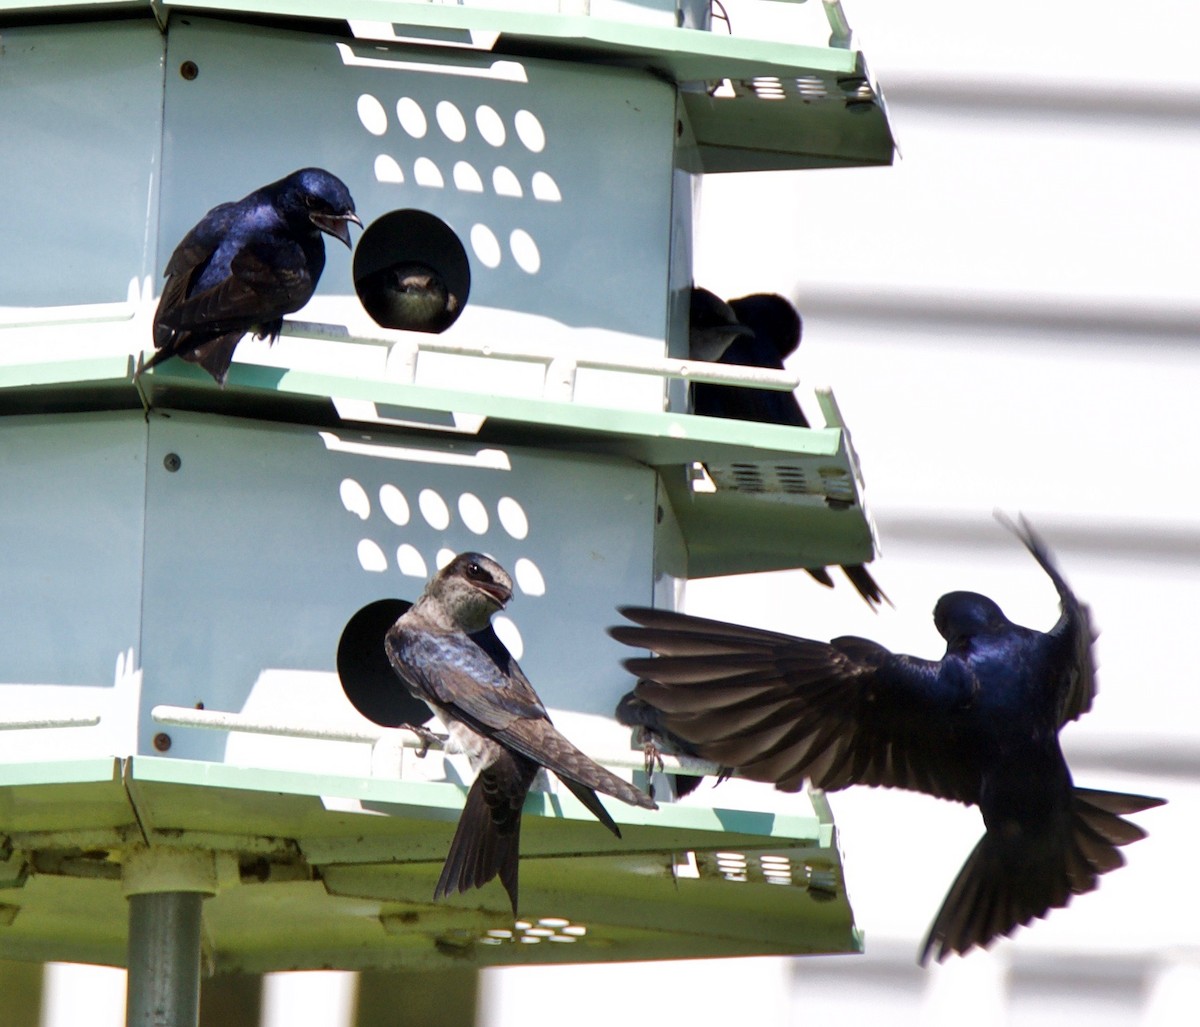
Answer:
[{"xmin": 0, "ymin": 0, "xmax": 895, "ymax": 1002}]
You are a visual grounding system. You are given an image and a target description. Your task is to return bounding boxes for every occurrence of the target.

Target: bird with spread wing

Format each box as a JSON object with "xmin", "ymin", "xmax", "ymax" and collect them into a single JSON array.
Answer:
[{"xmin": 611, "ymin": 515, "xmax": 1164, "ymax": 963}]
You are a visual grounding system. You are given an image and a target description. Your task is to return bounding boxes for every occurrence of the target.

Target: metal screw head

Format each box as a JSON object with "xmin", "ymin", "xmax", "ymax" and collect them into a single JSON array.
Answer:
[
  {"xmin": 152, "ymin": 733, "xmax": 172, "ymax": 752},
  {"xmin": 163, "ymin": 453, "xmax": 181, "ymax": 472},
  {"xmin": 180, "ymin": 60, "xmax": 199, "ymax": 81}
]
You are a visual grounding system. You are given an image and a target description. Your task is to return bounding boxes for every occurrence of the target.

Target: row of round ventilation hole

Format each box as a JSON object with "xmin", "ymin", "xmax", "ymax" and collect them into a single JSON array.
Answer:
[
  {"xmin": 481, "ymin": 918, "xmax": 587, "ymax": 946},
  {"xmin": 373, "ymin": 154, "xmax": 562, "ymax": 203},
  {"xmin": 340, "ymin": 480, "xmax": 530, "ymax": 538},
  {"xmin": 355, "ymin": 540, "xmax": 546, "ymax": 594},
  {"xmin": 358, "ymin": 95, "xmax": 546, "ymax": 152}
]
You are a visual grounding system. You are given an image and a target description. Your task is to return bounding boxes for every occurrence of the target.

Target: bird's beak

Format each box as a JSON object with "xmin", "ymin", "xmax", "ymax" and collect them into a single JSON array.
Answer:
[
  {"xmin": 703, "ymin": 324, "xmax": 755, "ymax": 362},
  {"xmin": 725, "ymin": 324, "xmax": 755, "ymax": 344},
  {"xmin": 312, "ymin": 211, "xmax": 362, "ymax": 248},
  {"xmin": 477, "ymin": 580, "xmax": 512, "ymax": 608}
]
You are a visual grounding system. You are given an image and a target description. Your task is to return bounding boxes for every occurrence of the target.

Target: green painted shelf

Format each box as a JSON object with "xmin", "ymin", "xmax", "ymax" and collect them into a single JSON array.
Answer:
[
  {"xmin": 0, "ymin": 757, "xmax": 859, "ymax": 970},
  {"xmin": 0, "ymin": 349, "xmax": 878, "ymax": 577}
]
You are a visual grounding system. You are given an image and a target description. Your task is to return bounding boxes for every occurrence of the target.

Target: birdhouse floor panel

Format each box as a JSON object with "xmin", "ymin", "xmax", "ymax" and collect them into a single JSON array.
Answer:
[{"xmin": 0, "ymin": 756, "xmax": 858, "ymax": 969}]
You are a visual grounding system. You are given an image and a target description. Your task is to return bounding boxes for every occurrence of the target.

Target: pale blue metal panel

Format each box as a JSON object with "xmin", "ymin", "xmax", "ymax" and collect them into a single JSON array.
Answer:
[
  {"xmin": 138, "ymin": 411, "xmax": 658, "ymax": 763},
  {"xmin": 0, "ymin": 412, "xmax": 146, "ymax": 689},
  {"xmin": 157, "ymin": 15, "xmax": 677, "ymax": 337},
  {"xmin": 0, "ymin": 21, "xmax": 163, "ymax": 308},
  {"xmin": 665, "ymin": 94, "xmax": 700, "ymax": 413}
]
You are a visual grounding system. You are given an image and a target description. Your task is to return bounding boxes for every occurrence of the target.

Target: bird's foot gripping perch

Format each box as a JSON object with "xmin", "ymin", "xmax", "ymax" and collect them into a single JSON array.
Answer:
[
  {"xmin": 398, "ymin": 722, "xmax": 446, "ymax": 758},
  {"xmin": 642, "ymin": 733, "xmax": 665, "ymax": 786},
  {"xmin": 631, "ymin": 730, "xmax": 666, "ymax": 801}
]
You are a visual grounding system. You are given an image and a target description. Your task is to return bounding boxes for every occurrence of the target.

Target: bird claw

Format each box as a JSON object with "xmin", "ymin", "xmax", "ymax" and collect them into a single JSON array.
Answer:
[
  {"xmin": 640, "ymin": 733, "xmax": 666, "ymax": 800},
  {"xmin": 399, "ymin": 723, "xmax": 443, "ymax": 758}
]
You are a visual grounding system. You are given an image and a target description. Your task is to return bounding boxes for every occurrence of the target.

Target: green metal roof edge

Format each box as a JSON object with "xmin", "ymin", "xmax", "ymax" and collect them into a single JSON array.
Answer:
[
  {"xmin": 0, "ymin": 0, "xmax": 862, "ymax": 81},
  {"xmin": 175, "ymin": 0, "xmax": 861, "ymax": 79},
  {"xmin": 128, "ymin": 754, "xmax": 824, "ymax": 841}
]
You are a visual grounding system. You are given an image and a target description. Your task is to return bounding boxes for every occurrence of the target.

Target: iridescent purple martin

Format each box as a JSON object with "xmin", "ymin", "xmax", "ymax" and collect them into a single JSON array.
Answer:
[
  {"xmin": 386, "ymin": 553, "xmax": 656, "ymax": 913},
  {"xmin": 611, "ymin": 516, "xmax": 1164, "ymax": 963},
  {"xmin": 689, "ymin": 288, "xmax": 887, "ymax": 608},
  {"xmin": 144, "ymin": 168, "xmax": 360, "ymax": 385}
]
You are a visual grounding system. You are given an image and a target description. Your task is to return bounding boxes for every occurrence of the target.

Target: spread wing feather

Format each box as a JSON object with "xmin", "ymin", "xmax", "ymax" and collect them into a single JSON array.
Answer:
[
  {"xmin": 614, "ymin": 606, "xmax": 982, "ymax": 804},
  {"xmin": 1000, "ymin": 514, "xmax": 1097, "ymax": 725}
]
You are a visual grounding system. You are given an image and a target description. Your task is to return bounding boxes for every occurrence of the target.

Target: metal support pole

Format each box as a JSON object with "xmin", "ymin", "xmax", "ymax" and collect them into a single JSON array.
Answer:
[
  {"xmin": 126, "ymin": 891, "xmax": 204, "ymax": 1027},
  {"xmin": 122, "ymin": 847, "xmax": 220, "ymax": 1027}
]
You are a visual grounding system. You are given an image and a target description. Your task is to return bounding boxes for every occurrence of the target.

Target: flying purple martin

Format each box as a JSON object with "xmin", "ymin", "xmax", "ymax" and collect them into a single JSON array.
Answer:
[
  {"xmin": 143, "ymin": 168, "xmax": 361, "ymax": 386},
  {"xmin": 611, "ymin": 516, "xmax": 1164, "ymax": 963},
  {"xmin": 357, "ymin": 261, "xmax": 460, "ymax": 333},
  {"xmin": 689, "ymin": 289, "xmax": 887, "ymax": 608},
  {"xmin": 386, "ymin": 553, "xmax": 656, "ymax": 913}
]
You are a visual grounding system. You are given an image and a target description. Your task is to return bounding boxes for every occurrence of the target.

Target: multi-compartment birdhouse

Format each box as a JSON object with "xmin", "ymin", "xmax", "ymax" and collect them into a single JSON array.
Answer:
[{"xmin": 0, "ymin": 0, "xmax": 895, "ymax": 981}]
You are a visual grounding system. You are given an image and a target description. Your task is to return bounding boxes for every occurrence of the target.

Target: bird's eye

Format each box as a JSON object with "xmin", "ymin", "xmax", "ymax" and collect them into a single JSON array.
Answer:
[
  {"xmin": 304, "ymin": 194, "xmax": 320, "ymax": 210},
  {"xmin": 465, "ymin": 562, "xmax": 487, "ymax": 581}
]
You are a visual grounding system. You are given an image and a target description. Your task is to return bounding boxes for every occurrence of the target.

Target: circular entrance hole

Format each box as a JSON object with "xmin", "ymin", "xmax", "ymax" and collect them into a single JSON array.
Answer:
[
  {"xmin": 353, "ymin": 210, "xmax": 471, "ymax": 333},
  {"xmin": 336, "ymin": 598, "xmax": 431, "ymax": 728}
]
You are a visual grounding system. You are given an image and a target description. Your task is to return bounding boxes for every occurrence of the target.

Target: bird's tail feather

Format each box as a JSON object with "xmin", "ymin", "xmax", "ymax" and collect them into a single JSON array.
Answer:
[
  {"xmin": 802, "ymin": 564, "xmax": 890, "ymax": 609},
  {"xmin": 435, "ymin": 771, "xmax": 524, "ymax": 914},
  {"xmin": 185, "ymin": 333, "xmax": 242, "ymax": 386},
  {"xmin": 840, "ymin": 564, "xmax": 892, "ymax": 609},
  {"xmin": 920, "ymin": 786, "xmax": 1163, "ymax": 965},
  {"xmin": 1069, "ymin": 787, "xmax": 1165, "ymax": 883},
  {"xmin": 805, "ymin": 567, "xmax": 835, "ymax": 589},
  {"xmin": 1073, "ymin": 786, "xmax": 1165, "ymax": 818}
]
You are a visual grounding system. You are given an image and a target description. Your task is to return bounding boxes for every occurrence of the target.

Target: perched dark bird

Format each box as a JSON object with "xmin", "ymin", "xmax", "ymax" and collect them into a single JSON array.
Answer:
[
  {"xmin": 689, "ymin": 289, "xmax": 887, "ymax": 608},
  {"xmin": 686, "ymin": 287, "xmax": 753, "ymax": 363},
  {"xmin": 144, "ymin": 168, "xmax": 360, "ymax": 385},
  {"xmin": 611, "ymin": 516, "xmax": 1164, "ymax": 963},
  {"xmin": 385, "ymin": 553, "xmax": 656, "ymax": 913},
  {"xmin": 691, "ymin": 291, "xmax": 807, "ymax": 426},
  {"xmin": 357, "ymin": 261, "xmax": 460, "ymax": 333}
]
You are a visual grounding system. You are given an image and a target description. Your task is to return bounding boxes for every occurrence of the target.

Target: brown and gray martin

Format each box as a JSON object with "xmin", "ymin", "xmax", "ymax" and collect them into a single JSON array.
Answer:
[
  {"xmin": 357, "ymin": 260, "xmax": 460, "ymax": 333},
  {"xmin": 385, "ymin": 553, "xmax": 656, "ymax": 912}
]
